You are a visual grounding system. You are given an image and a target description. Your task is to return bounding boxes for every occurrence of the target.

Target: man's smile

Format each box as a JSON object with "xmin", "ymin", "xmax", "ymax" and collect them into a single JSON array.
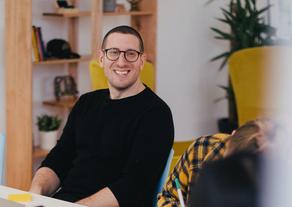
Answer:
[{"xmin": 114, "ymin": 69, "xmax": 130, "ymax": 76}]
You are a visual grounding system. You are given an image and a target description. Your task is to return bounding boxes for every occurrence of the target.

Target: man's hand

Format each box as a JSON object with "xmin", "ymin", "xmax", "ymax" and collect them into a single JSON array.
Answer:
[{"xmin": 76, "ymin": 187, "xmax": 119, "ymax": 207}]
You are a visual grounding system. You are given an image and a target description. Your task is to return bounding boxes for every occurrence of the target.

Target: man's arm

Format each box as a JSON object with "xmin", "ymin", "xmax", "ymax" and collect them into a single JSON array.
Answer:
[
  {"xmin": 76, "ymin": 187, "xmax": 119, "ymax": 207},
  {"xmin": 29, "ymin": 167, "xmax": 60, "ymax": 196},
  {"xmin": 103, "ymin": 104, "xmax": 174, "ymax": 207},
  {"xmin": 31, "ymin": 96, "xmax": 84, "ymax": 196}
]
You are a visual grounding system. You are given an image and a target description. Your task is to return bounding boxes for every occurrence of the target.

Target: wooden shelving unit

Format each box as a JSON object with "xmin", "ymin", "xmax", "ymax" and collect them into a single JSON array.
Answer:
[
  {"xmin": 5, "ymin": 0, "xmax": 157, "ymax": 190},
  {"xmin": 43, "ymin": 98, "xmax": 77, "ymax": 109},
  {"xmin": 43, "ymin": 11, "xmax": 91, "ymax": 18},
  {"xmin": 103, "ymin": 11, "xmax": 153, "ymax": 16},
  {"xmin": 33, "ymin": 55, "xmax": 91, "ymax": 65},
  {"xmin": 33, "ymin": 147, "xmax": 49, "ymax": 161},
  {"xmin": 43, "ymin": 11, "xmax": 153, "ymax": 17}
]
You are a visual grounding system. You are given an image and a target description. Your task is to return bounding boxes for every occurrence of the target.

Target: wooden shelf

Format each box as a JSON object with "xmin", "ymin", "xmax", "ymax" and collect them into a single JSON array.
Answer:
[
  {"xmin": 33, "ymin": 55, "xmax": 91, "ymax": 65},
  {"xmin": 43, "ymin": 11, "xmax": 91, "ymax": 18},
  {"xmin": 43, "ymin": 11, "xmax": 153, "ymax": 18},
  {"xmin": 33, "ymin": 147, "xmax": 49, "ymax": 160},
  {"xmin": 43, "ymin": 98, "xmax": 77, "ymax": 109},
  {"xmin": 103, "ymin": 11, "xmax": 153, "ymax": 16}
]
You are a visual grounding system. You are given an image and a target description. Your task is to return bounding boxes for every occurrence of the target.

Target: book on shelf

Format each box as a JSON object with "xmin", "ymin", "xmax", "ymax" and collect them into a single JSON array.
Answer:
[
  {"xmin": 32, "ymin": 26, "xmax": 39, "ymax": 62},
  {"xmin": 32, "ymin": 25, "xmax": 46, "ymax": 62}
]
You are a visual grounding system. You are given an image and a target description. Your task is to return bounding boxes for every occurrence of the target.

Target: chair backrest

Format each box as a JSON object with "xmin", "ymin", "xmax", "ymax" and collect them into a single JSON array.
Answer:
[
  {"xmin": 173, "ymin": 140, "xmax": 194, "ymax": 156},
  {"xmin": 228, "ymin": 46, "xmax": 282, "ymax": 126},
  {"xmin": 0, "ymin": 133, "xmax": 6, "ymax": 184},
  {"xmin": 89, "ymin": 60, "xmax": 155, "ymax": 91},
  {"xmin": 153, "ymin": 148, "xmax": 174, "ymax": 207}
]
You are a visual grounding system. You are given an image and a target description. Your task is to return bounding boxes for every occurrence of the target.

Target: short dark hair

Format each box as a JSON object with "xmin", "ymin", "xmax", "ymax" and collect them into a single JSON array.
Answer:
[{"xmin": 101, "ymin": 25, "xmax": 144, "ymax": 53}]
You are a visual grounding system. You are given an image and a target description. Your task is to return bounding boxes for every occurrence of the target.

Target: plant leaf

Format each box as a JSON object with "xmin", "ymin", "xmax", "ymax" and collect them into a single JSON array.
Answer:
[{"xmin": 210, "ymin": 51, "xmax": 230, "ymax": 62}]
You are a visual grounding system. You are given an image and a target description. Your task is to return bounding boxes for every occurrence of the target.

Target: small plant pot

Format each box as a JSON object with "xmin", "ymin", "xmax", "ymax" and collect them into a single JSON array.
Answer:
[{"xmin": 39, "ymin": 131, "xmax": 58, "ymax": 150}]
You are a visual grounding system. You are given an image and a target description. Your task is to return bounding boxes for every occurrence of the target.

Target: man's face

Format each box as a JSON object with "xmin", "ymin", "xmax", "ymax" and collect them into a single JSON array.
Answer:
[{"xmin": 99, "ymin": 33, "xmax": 145, "ymax": 92}]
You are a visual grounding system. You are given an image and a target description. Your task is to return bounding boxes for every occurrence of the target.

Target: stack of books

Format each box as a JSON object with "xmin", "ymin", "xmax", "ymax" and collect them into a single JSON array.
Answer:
[{"xmin": 32, "ymin": 25, "xmax": 46, "ymax": 62}]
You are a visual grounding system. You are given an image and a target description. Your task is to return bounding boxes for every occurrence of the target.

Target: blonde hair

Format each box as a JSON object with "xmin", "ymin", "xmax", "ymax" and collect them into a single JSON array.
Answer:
[{"xmin": 225, "ymin": 118, "xmax": 276, "ymax": 156}]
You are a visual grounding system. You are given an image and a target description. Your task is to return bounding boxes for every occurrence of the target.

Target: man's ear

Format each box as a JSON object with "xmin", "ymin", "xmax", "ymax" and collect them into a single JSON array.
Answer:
[
  {"xmin": 98, "ymin": 50, "xmax": 104, "ymax": 67},
  {"xmin": 140, "ymin": 53, "xmax": 146, "ymax": 70}
]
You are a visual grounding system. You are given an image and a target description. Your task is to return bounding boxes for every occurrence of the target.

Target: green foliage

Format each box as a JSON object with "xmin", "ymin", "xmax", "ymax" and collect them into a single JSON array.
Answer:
[
  {"xmin": 37, "ymin": 114, "xmax": 62, "ymax": 132},
  {"xmin": 211, "ymin": 0, "xmax": 276, "ymax": 70},
  {"xmin": 211, "ymin": 0, "xmax": 275, "ymax": 128}
]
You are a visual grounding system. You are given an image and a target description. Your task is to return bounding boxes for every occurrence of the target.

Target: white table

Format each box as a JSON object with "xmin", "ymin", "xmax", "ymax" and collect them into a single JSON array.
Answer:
[{"xmin": 0, "ymin": 185, "xmax": 85, "ymax": 207}]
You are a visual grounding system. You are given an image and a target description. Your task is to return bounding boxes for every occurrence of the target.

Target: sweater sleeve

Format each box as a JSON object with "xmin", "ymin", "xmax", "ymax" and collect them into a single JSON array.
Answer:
[
  {"xmin": 40, "ymin": 95, "xmax": 84, "ymax": 181},
  {"xmin": 108, "ymin": 104, "xmax": 174, "ymax": 207}
]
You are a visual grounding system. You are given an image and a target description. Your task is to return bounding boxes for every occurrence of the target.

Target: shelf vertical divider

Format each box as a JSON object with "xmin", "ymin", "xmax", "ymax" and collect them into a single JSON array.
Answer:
[{"xmin": 5, "ymin": 0, "xmax": 33, "ymax": 190}]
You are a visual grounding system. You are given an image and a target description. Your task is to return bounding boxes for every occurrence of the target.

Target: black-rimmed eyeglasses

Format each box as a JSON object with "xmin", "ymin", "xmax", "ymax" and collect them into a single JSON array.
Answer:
[{"xmin": 103, "ymin": 48, "xmax": 142, "ymax": 62}]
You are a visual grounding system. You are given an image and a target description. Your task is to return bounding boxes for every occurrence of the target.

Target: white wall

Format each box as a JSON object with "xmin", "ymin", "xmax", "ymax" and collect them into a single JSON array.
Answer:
[
  {"xmin": 0, "ymin": 0, "xmax": 5, "ymax": 134},
  {"xmin": 157, "ymin": 0, "xmax": 228, "ymax": 140}
]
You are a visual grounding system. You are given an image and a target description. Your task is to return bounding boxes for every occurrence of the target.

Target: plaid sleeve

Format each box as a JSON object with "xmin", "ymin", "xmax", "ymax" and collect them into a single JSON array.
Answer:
[
  {"xmin": 157, "ymin": 142, "xmax": 195, "ymax": 207},
  {"xmin": 157, "ymin": 134, "xmax": 229, "ymax": 207}
]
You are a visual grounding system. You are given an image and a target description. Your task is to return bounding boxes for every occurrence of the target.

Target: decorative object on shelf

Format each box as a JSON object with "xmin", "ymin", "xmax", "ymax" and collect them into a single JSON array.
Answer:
[
  {"xmin": 103, "ymin": 0, "xmax": 116, "ymax": 12},
  {"xmin": 55, "ymin": 0, "xmax": 79, "ymax": 14},
  {"xmin": 46, "ymin": 39, "xmax": 80, "ymax": 59},
  {"xmin": 56, "ymin": 0, "xmax": 74, "ymax": 8},
  {"xmin": 54, "ymin": 75, "xmax": 78, "ymax": 101},
  {"xmin": 37, "ymin": 114, "xmax": 62, "ymax": 150},
  {"xmin": 126, "ymin": 0, "xmax": 142, "ymax": 11},
  {"xmin": 115, "ymin": 4, "xmax": 126, "ymax": 12}
]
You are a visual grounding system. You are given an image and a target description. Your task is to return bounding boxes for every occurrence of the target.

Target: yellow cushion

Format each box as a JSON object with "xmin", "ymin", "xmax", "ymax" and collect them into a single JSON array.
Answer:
[
  {"xmin": 89, "ymin": 60, "xmax": 108, "ymax": 90},
  {"xmin": 140, "ymin": 61, "xmax": 155, "ymax": 91},
  {"xmin": 89, "ymin": 60, "xmax": 155, "ymax": 91},
  {"xmin": 170, "ymin": 155, "xmax": 181, "ymax": 173},
  {"xmin": 172, "ymin": 140, "xmax": 194, "ymax": 156},
  {"xmin": 228, "ymin": 46, "xmax": 284, "ymax": 126}
]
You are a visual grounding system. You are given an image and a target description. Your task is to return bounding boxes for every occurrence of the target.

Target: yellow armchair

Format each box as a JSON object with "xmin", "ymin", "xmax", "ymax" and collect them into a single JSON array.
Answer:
[
  {"xmin": 228, "ymin": 46, "xmax": 280, "ymax": 126},
  {"xmin": 170, "ymin": 140, "xmax": 193, "ymax": 172},
  {"xmin": 89, "ymin": 60, "xmax": 155, "ymax": 91}
]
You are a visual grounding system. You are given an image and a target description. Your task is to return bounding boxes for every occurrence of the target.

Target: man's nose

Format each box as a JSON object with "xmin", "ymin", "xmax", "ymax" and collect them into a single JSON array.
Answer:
[{"xmin": 116, "ymin": 52, "xmax": 128, "ymax": 66}]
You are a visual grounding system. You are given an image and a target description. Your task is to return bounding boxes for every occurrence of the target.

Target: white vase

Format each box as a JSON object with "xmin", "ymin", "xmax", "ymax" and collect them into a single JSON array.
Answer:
[{"xmin": 39, "ymin": 130, "xmax": 58, "ymax": 150}]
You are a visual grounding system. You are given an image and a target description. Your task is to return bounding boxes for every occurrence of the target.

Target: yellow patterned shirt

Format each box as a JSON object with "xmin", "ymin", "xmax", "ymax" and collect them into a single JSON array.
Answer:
[{"xmin": 157, "ymin": 133, "xmax": 229, "ymax": 207}]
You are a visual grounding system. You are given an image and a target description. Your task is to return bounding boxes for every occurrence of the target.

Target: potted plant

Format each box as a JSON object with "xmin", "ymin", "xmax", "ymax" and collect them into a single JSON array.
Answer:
[
  {"xmin": 37, "ymin": 114, "xmax": 62, "ymax": 150},
  {"xmin": 210, "ymin": 0, "xmax": 275, "ymax": 132}
]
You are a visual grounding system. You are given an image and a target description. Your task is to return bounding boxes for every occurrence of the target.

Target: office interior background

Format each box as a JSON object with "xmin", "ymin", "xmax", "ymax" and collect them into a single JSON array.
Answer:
[
  {"xmin": 2, "ymin": 0, "xmax": 292, "ymax": 205},
  {"xmin": 1, "ymin": 0, "xmax": 283, "ymax": 142}
]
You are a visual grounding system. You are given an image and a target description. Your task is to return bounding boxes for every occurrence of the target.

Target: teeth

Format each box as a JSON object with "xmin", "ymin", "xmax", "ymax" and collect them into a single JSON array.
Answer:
[{"xmin": 115, "ymin": 70, "xmax": 128, "ymax": 75}]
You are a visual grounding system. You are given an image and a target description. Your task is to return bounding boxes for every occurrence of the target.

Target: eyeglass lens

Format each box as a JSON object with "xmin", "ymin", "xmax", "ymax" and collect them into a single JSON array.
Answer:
[{"xmin": 105, "ymin": 48, "xmax": 140, "ymax": 62}]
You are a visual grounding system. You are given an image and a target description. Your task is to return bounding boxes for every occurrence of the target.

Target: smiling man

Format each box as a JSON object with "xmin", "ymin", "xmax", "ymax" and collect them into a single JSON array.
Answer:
[{"xmin": 30, "ymin": 26, "xmax": 174, "ymax": 207}]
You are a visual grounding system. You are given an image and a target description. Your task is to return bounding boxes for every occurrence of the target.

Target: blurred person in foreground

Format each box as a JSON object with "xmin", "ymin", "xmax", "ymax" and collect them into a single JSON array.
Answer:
[
  {"xmin": 189, "ymin": 152, "xmax": 260, "ymax": 207},
  {"xmin": 158, "ymin": 118, "xmax": 276, "ymax": 207}
]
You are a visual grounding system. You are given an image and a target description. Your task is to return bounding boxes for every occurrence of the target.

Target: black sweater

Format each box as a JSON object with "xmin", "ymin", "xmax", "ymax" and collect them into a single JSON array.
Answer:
[{"xmin": 41, "ymin": 87, "xmax": 174, "ymax": 207}]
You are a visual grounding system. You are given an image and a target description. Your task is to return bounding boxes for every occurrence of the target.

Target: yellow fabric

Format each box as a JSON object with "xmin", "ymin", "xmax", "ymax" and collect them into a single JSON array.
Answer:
[
  {"xmin": 89, "ymin": 60, "xmax": 109, "ymax": 90},
  {"xmin": 89, "ymin": 60, "xmax": 155, "ymax": 91},
  {"xmin": 169, "ymin": 155, "xmax": 180, "ymax": 174},
  {"xmin": 158, "ymin": 133, "xmax": 229, "ymax": 207},
  {"xmin": 170, "ymin": 140, "xmax": 195, "ymax": 172},
  {"xmin": 228, "ymin": 46, "xmax": 281, "ymax": 126},
  {"xmin": 172, "ymin": 140, "xmax": 194, "ymax": 156}
]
